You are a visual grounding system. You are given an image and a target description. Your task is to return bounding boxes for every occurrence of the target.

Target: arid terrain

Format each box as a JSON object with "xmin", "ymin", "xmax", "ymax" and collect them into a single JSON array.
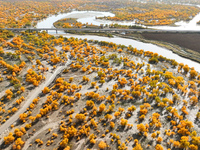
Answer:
[
  {"xmin": 1, "ymin": 0, "xmax": 200, "ymax": 150},
  {"xmin": 0, "ymin": 30, "xmax": 199, "ymax": 150}
]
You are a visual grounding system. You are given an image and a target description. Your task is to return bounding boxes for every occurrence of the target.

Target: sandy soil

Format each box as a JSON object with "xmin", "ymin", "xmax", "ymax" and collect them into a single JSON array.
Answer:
[
  {"xmin": 23, "ymin": 121, "xmax": 60, "ymax": 150},
  {"xmin": 20, "ymin": 50, "xmax": 199, "ymax": 150},
  {"xmin": 1, "ymin": 35, "xmax": 200, "ymax": 150},
  {"xmin": 0, "ymin": 46, "xmax": 70, "ymax": 139}
]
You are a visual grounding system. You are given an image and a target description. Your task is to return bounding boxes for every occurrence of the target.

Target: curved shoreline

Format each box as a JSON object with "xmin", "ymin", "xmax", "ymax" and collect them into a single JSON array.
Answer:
[
  {"xmin": 51, "ymin": 16, "xmax": 200, "ymax": 64},
  {"xmin": 53, "ymin": 28, "xmax": 200, "ymax": 64},
  {"xmin": 114, "ymin": 33, "xmax": 200, "ymax": 64}
]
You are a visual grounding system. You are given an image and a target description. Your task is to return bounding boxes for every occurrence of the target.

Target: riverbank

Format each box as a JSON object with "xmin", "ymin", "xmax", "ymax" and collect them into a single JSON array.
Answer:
[
  {"xmin": 58, "ymin": 30, "xmax": 200, "ymax": 64},
  {"xmin": 51, "ymin": 13, "xmax": 200, "ymax": 64},
  {"xmin": 115, "ymin": 32, "xmax": 200, "ymax": 64}
]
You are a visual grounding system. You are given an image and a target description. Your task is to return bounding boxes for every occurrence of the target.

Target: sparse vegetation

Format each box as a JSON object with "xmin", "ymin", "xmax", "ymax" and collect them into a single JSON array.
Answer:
[
  {"xmin": 0, "ymin": 29, "xmax": 199, "ymax": 150},
  {"xmin": 0, "ymin": 1, "xmax": 200, "ymax": 150}
]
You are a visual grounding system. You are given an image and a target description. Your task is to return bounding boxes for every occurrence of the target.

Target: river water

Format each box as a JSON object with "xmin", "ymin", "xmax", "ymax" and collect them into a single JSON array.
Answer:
[
  {"xmin": 36, "ymin": 10, "xmax": 200, "ymax": 72},
  {"xmin": 36, "ymin": 11, "xmax": 115, "ymax": 28},
  {"xmin": 37, "ymin": 10, "xmax": 200, "ymax": 30}
]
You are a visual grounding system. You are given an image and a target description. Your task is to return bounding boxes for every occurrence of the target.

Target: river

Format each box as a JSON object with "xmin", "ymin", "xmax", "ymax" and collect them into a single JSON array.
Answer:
[
  {"xmin": 36, "ymin": 10, "xmax": 200, "ymax": 31},
  {"xmin": 36, "ymin": 10, "xmax": 200, "ymax": 72}
]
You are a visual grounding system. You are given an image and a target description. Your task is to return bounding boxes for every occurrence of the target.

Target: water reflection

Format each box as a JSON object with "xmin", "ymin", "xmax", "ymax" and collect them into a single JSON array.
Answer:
[
  {"xmin": 37, "ymin": 10, "xmax": 200, "ymax": 31},
  {"xmin": 37, "ymin": 10, "xmax": 200, "ymax": 72}
]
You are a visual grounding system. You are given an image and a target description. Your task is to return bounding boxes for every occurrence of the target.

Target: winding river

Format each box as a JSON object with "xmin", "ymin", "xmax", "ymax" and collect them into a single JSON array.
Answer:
[
  {"xmin": 36, "ymin": 10, "xmax": 200, "ymax": 72},
  {"xmin": 36, "ymin": 10, "xmax": 200, "ymax": 30}
]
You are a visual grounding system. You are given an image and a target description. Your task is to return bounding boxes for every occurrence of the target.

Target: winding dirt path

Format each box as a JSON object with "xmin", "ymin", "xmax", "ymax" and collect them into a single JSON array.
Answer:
[{"xmin": 0, "ymin": 60, "xmax": 70, "ymax": 137}]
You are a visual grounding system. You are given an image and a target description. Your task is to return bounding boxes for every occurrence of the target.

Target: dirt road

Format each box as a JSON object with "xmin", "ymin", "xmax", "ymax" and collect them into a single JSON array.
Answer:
[{"xmin": 0, "ymin": 59, "xmax": 70, "ymax": 138}]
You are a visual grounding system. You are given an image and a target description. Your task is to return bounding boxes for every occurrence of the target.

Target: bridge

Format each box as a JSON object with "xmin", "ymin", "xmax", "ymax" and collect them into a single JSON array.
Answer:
[{"xmin": 1, "ymin": 28, "xmax": 200, "ymax": 34}]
